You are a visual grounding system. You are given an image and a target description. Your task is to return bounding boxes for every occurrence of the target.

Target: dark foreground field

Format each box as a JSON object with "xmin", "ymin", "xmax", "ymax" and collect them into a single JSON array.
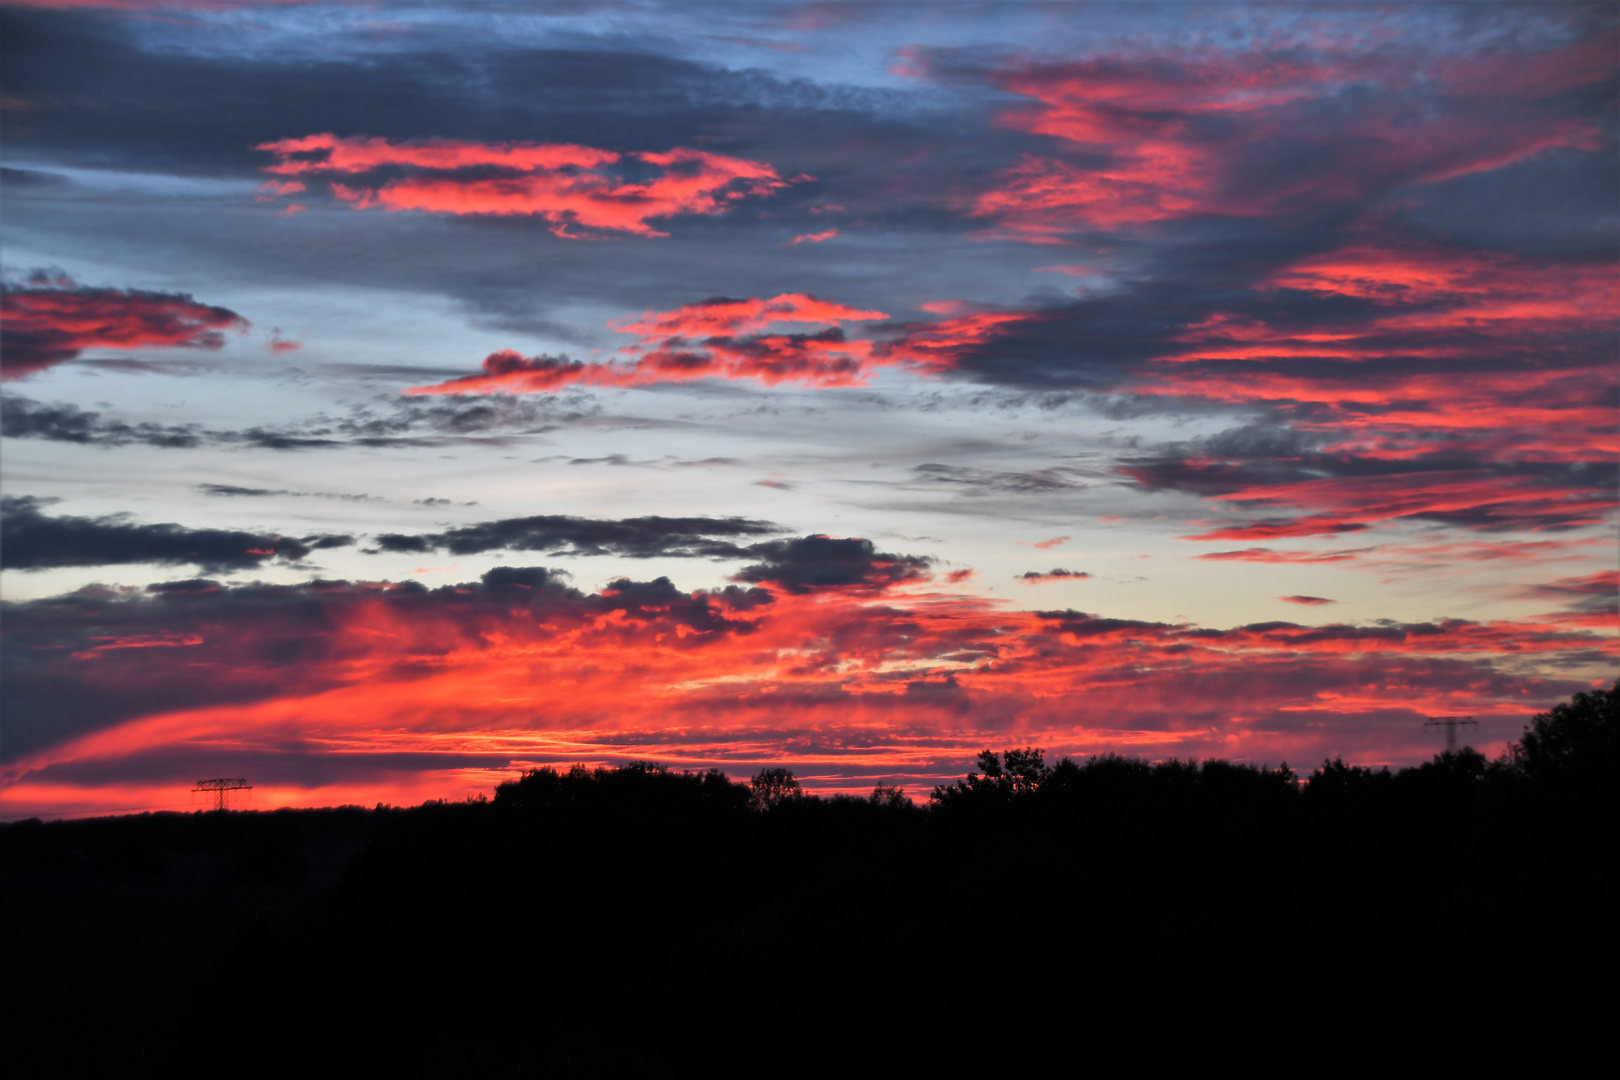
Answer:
[{"xmin": 5, "ymin": 684, "xmax": 1613, "ymax": 1076}]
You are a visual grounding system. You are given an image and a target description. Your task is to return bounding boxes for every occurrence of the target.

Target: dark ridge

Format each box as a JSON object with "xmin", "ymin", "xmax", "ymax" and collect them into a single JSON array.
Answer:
[{"xmin": 4, "ymin": 683, "xmax": 1613, "ymax": 1073}]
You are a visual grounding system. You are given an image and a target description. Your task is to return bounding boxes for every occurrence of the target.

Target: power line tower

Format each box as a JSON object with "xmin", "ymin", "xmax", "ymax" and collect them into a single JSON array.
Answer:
[
  {"xmin": 1424, "ymin": 716, "xmax": 1477, "ymax": 754},
  {"xmin": 193, "ymin": 777, "xmax": 252, "ymax": 812}
]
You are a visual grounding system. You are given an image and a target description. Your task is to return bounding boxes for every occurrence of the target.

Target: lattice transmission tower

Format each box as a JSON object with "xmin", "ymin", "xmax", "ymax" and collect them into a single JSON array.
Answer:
[
  {"xmin": 1423, "ymin": 716, "xmax": 1477, "ymax": 754},
  {"xmin": 193, "ymin": 777, "xmax": 252, "ymax": 812}
]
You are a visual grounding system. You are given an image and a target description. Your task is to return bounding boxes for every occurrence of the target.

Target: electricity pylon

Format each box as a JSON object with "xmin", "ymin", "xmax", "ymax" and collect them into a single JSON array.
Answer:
[
  {"xmin": 1423, "ymin": 717, "xmax": 1477, "ymax": 754},
  {"xmin": 193, "ymin": 777, "xmax": 252, "ymax": 812}
]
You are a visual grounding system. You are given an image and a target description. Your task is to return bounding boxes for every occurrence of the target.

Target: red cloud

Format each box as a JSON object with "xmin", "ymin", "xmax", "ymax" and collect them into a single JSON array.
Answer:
[
  {"xmin": 1280, "ymin": 596, "xmax": 1335, "ymax": 606},
  {"xmin": 1161, "ymin": 466, "xmax": 1617, "ymax": 545},
  {"xmin": 1184, "ymin": 472, "xmax": 1619, "ymax": 540},
  {"xmin": 405, "ymin": 351, "xmax": 620, "ymax": 396},
  {"xmin": 881, "ymin": 234, "xmax": 1615, "ymax": 469},
  {"xmin": 1268, "ymin": 242, "xmax": 1617, "ymax": 326},
  {"xmin": 852, "ymin": 225, "xmax": 1615, "ymax": 548},
  {"xmin": 612, "ymin": 293, "xmax": 886, "ymax": 339},
  {"xmin": 966, "ymin": 150, "xmax": 1200, "ymax": 236},
  {"xmin": 1122, "ymin": 241, "xmax": 1620, "ymax": 462},
  {"xmin": 1520, "ymin": 570, "xmax": 1619, "ymax": 629},
  {"xmin": 407, "ymin": 294, "xmax": 894, "ymax": 395},
  {"xmin": 788, "ymin": 228, "xmax": 839, "ymax": 245},
  {"xmin": 954, "ymin": 35, "xmax": 1607, "ymax": 238},
  {"xmin": 256, "ymin": 134, "xmax": 796, "ymax": 238},
  {"xmin": 877, "ymin": 307, "xmax": 1029, "ymax": 374},
  {"xmin": 3, "ymin": 567, "xmax": 1610, "ymax": 816},
  {"xmin": 1, "ymin": 282, "xmax": 248, "ymax": 379}
]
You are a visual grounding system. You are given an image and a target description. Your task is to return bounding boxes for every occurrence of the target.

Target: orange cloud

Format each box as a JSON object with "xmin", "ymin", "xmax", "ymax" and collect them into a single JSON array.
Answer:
[
  {"xmin": 878, "ymin": 225, "xmax": 1616, "ymax": 546},
  {"xmin": 408, "ymin": 294, "xmax": 894, "ymax": 395},
  {"xmin": 953, "ymin": 37, "xmax": 1608, "ymax": 237},
  {"xmin": 612, "ymin": 293, "xmax": 886, "ymax": 339},
  {"xmin": 3, "ymin": 568, "xmax": 1609, "ymax": 817},
  {"xmin": 1191, "ymin": 471, "xmax": 1620, "ymax": 538},
  {"xmin": 256, "ymin": 134, "xmax": 797, "ymax": 237}
]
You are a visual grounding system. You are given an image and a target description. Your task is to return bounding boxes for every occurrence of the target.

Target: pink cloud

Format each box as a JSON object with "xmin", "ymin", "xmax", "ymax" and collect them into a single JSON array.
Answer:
[
  {"xmin": 256, "ymin": 134, "xmax": 798, "ymax": 238},
  {"xmin": 407, "ymin": 293, "xmax": 895, "ymax": 395},
  {"xmin": 947, "ymin": 36, "xmax": 1608, "ymax": 238},
  {"xmin": 1, "ymin": 281, "xmax": 248, "ymax": 380},
  {"xmin": 4, "ymin": 567, "xmax": 1610, "ymax": 815}
]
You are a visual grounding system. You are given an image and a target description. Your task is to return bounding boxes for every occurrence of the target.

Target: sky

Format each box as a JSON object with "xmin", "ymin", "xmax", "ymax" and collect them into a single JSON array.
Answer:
[{"xmin": 1, "ymin": 0, "xmax": 1615, "ymax": 819}]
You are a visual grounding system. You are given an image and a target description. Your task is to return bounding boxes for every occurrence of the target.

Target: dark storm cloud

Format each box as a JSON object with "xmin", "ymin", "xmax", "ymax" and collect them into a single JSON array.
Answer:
[
  {"xmin": 732, "ymin": 535, "xmax": 932, "ymax": 594},
  {"xmin": 0, "ymin": 495, "xmax": 348, "ymax": 572},
  {"xmin": 372, "ymin": 513, "xmax": 784, "ymax": 559},
  {"xmin": 0, "ymin": 6, "xmax": 948, "ymax": 203}
]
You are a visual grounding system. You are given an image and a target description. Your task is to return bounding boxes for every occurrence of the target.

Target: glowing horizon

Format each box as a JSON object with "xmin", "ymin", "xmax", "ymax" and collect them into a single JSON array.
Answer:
[{"xmin": 2, "ymin": 0, "xmax": 1614, "ymax": 819}]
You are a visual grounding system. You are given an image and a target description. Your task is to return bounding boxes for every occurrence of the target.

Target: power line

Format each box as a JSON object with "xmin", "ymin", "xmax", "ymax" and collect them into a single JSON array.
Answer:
[
  {"xmin": 193, "ymin": 777, "xmax": 252, "ymax": 812},
  {"xmin": 1423, "ymin": 716, "xmax": 1477, "ymax": 754}
]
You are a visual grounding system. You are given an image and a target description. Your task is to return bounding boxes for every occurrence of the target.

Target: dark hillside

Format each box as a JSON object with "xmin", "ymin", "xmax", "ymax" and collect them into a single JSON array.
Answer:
[
  {"xmin": 5, "ymin": 682, "xmax": 1614, "ymax": 1075},
  {"xmin": 1, "ymin": 806, "xmax": 396, "ymax": 1073}
]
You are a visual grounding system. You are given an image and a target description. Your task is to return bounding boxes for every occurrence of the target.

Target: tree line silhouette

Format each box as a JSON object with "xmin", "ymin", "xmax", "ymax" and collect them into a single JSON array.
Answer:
[{"xmin": 4, "ymin": 683, "xmax": 1613, "ymax": 1075}]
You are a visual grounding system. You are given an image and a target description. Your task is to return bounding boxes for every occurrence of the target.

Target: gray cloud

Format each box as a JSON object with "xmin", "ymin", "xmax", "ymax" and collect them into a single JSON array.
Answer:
[
  {"xmin": 0, "ymin": 495, "xmax": 351, "ymax": 572},
  {"xmin": 732, "ymin": 535, "xmax": 932, "ymax": 593},
  {"xmin": 372, "ymin": 513, "xmax": 784, "ymax": 560}
]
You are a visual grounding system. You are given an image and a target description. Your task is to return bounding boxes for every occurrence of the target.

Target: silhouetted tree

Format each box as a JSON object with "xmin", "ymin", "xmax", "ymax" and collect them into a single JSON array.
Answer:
[
  {"xmin": 1000, "ymin": 747, "xmax": 1051, "ymax": 793},
  {"xmin": 868, "ymin": 783, "xmax": 910, "ymax": 808},
  {"xmin": 1303, "ymin": 756, "xmax": 1396, "ymax": 823},
  {"xmin": 1505, "ymin": 679, "xmax": 1617, "ymax": 785},
  {"xmin": 750, "ymin": 767, "xmax": 802, "ymax": 810},
  {"xmin": 930, "ymin": 747, "xmax": 1053, "ymax": 805}
]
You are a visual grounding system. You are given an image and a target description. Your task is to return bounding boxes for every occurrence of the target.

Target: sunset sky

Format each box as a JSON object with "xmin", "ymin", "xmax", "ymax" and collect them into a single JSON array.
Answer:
[{"xmin": 2, "ymin": 0, "xmax": 1615, "ymax": 818}]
